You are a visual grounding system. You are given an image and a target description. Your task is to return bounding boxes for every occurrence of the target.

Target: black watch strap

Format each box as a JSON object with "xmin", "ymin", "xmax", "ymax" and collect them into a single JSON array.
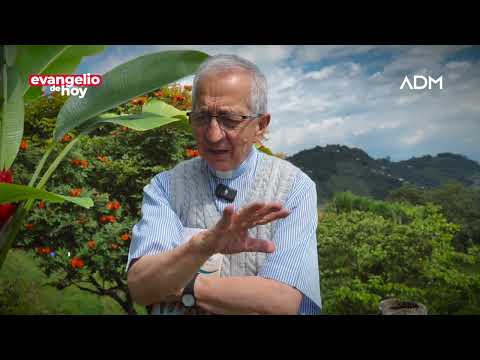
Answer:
[{"xmin": 183, "ymin": 272, "xmax": 199, "ymax": 297}]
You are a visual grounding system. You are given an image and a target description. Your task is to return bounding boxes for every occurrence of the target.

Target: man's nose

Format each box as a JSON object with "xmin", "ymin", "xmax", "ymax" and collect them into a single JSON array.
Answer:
[{"xmin": 205, "ymin": 118, "xmax": 225, "ymax": 143}]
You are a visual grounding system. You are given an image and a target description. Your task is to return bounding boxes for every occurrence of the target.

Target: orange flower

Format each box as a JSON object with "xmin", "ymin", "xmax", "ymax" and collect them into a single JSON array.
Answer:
[
  {"xmin": 69, "ymin": 188, "xmax": 82, "ymax": 197},
  {"xmin": 185, "ymin": 149, "xmax": 200, "ymax": 158},
  {"xmin": 100, "ymin": 215, "xmax": 116, "ymax": 224},
  {"xmin": 120, "ymin": 233, "xmax": 130, "ymax": 241},
  {"xmin": 61, "ymin": 134, "xmax": 73, "ymax": 143},
  {"xmin": 153, "ymin": 90, "xmax": 164, "ymax": 97},
  {"xmin": 42, "ymin": 247, "xmax": 51, "ymax": 254},
  {"xmin": 121, "ymin": 126, "xmax": 129, "ymax": 131},
  {"xmin": 71, "ymin": 159, "xmax": 88, "ymax": 168},
  {"xmin": 183, "ymin": 85, "xmax": 192, "ymax": 91},
  {"xmin": 131, "ymin": 96, "xmax": 148, "ymax": 106},
  {"xmin": 36, "ymin": 246, "xmax": 51, "ymax": 255},
  {"xmin": 97, "ymin": 155, "xmax": 108, "ymax": 162},
  {"xmin": 25, "ymin": 223, "xmax": 34, "ymax": 231},
  {"xmin": 106, "ymin": 200, "xmax": 121, "ymax": 211},
  {"xmin": 38, "ymin": 201, "xmax": 46, "ymax": 209},
  {"xmin": 87, "ymin": 240, "xmax": 97, "ymax": 250},
  {"xmin": 20, "ymin": 139, "xmax": 28, "ymax": 151},
  {"xmin": 70, "ymin": 257, "xmax": 85, "ymax": 269}
]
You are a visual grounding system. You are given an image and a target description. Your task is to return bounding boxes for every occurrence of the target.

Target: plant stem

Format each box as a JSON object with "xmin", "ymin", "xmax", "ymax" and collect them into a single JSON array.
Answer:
[
  {"xmin": 23, "ymin": 135, "xmax": 83, "ymax": 213},
  {"xmin": 36, "ymin": 135, "xmax": 83, "ymax": 190},
  {"xmin": 28, "ymin": 142, "xmax": 56, "ymax": 187}
]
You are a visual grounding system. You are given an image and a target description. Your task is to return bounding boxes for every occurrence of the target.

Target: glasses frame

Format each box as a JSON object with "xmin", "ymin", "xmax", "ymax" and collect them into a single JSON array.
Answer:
[{"xmin": 187, "ymin": 111, "xmax": 263, "ymax": 132}]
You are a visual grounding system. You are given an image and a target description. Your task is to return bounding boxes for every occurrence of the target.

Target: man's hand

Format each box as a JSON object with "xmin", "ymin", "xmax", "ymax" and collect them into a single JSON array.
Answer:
[{"xmin": 194, "ymin": 201, "xmax": 290, "ymax": 255}]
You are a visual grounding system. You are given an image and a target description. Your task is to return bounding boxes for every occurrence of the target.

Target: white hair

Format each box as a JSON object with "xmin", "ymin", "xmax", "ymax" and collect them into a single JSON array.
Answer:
[{"xmin": 192, "ymin": 54, "xmax": 268, "ymax": 114}]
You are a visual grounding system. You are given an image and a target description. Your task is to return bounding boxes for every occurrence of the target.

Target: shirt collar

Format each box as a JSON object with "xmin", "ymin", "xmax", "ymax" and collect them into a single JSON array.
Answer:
[{"xmin": 205, "ymin": 145, "xmax": 258, "ymax": 180}]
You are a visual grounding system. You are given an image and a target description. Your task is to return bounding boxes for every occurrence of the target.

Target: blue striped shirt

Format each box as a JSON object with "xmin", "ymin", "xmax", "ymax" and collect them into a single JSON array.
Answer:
[{"xmin": 127, "ymin": 146, "xmax": 321, "ymax": 315}]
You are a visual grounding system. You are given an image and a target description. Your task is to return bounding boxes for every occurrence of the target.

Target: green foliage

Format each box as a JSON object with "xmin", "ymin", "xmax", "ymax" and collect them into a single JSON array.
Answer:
[
  {"xmin": 318, "ymin": 193, "xmax": 480, "ymax": 314},
  {"xmin": 387, "ymin": 182, "xmax": 480, "ymax": 249},
  {"xmin": 24, "ymin": 93, "xmax": 69, "ymax": 142}
]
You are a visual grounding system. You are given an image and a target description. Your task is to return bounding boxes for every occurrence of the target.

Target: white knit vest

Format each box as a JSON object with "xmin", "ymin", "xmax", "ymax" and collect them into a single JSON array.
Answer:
[{"xmin": 169, "ymin": 152, "xmax": 300, "ymax": 277}]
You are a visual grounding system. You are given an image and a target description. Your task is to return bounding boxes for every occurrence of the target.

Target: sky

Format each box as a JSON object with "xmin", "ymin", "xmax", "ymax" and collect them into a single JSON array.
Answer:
[{"xmin": 76, "ymin": 45, "xmax": 480, "ymax": 162}]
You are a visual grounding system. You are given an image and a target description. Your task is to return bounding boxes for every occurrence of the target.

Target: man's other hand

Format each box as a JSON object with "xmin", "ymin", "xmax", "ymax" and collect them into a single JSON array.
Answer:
[{"xmin": 193, "ymin": 201, "xmax": 290, "ymax": 255}]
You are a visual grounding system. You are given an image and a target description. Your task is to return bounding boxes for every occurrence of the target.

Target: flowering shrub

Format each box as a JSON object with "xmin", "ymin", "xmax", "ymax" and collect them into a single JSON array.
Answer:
[{"xmin": 13, "ymin": 85, "xmax": 197, "ymax": 314}]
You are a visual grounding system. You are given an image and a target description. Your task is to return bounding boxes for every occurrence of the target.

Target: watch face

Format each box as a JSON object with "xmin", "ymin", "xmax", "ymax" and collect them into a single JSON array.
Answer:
[{"xmin": 182, "ymin": 294, "xmax": 195, "ymax": 307}]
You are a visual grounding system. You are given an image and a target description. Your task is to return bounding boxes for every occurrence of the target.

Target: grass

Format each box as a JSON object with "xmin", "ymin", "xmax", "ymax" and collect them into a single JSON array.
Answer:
[{"xmin": 0, "ymin": 249, "xmax": 146, "ymax": 315}]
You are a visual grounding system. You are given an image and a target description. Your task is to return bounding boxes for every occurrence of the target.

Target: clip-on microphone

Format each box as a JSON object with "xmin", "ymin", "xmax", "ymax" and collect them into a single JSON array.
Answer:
[{"xmin": 215, "ymin": 184, "xmax": 237, "ymax": 202}]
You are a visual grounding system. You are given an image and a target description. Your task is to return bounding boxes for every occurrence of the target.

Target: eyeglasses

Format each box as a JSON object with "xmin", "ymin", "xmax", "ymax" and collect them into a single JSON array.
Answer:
[{"xmin": 187, "ymin": 111, "xmax": 262, "ymax": 131}]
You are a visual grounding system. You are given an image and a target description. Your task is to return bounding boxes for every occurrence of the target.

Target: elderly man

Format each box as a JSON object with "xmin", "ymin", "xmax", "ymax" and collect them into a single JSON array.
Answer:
[{"xmin": 126, "ymin": 54, "xmax": 321, "ymax": 315}]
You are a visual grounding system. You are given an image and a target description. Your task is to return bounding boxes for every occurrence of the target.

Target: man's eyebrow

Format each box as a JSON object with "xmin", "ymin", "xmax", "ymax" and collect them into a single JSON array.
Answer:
[{"xmin": 197, "ymin": 106, "xmax": 236, "ymax": 113}]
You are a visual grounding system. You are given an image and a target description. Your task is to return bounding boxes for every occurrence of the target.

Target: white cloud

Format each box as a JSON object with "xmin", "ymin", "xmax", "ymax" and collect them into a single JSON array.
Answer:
[
  {"xmin": 294, "ymin": 45, "xmax": 382, "ymax": 64},
  {"xmin": 401, "ymin": 129, "xmax": 426, "ymax": 146},
  {"xmin": 304, "ymin": 65, "xmax": 336, "ymax": 81}
]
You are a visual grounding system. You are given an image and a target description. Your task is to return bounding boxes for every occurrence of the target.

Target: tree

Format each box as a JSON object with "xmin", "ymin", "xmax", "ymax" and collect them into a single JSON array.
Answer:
[
  {"xmin": 13, "ymin": 85, "xmax": 198, "ymax": 314},
  {"xmin": 387, "ymin": 182, "xmax": 480, "ymax": 250}
]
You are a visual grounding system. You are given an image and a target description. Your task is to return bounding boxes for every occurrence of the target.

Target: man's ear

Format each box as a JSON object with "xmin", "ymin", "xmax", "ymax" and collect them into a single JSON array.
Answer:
[{"xmin": 256, "ymin": 113, "xmax": 270, "ymax": 142}]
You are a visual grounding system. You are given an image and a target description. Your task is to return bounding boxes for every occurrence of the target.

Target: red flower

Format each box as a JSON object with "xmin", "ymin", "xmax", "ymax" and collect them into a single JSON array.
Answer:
[
  {"xmin": 120, "ymin": 233, "xmax": 130, "ymax": 241},
  {"xmin": 0, "ymin": 203, "xmax": 17, "ymax": 224},
  {"xmin": 100, "ymin": 215, "xmax": 116, "ymax": 224},
  {"xmin": 0, "ymin": 169, "xmax": 13, "ymax": 184},
  {"xmin": 71, "ymin": 159, "xmax": 88, "ymax": 168},
  {"xmin": 185, "ymin": 149, "xmax": 200, "ymax": 158},
  {"xmin": 61, "ymin": 134, "xmax": 73, "ymax": 143},
  {"xmin": 71, "ymin": 257, "xmax": 85, "ymax": 269},
  {"xmin": 175, "ymin": 95, "xmax": 185, "ymax": 102},
  {"xmin": 69, "ymin": 188, "xmax": 82, "ymax": 197},
  {"xmin": 106, "ymin": 200, "xmax": 121, "ymax": 211},
  {"xmin": 0, "ymin": 170, "xmax": 15, "ymax": 225},
  {"xmin": 87, "ymin": 240, "xmax": 97, "ymax": 250},
  {"xmin": 38, "ymin": 201, "xmax": 46, "ymax": 209},
  {"xmin": 36, "ymin": 247, "xmax": 52, "ymax": 255},
  {"xmin": 131, "ymin": 96, "xmax": 148, "ymax": 106},
  {"xmin": 25, "ymin": 223, "xmax": 34, "ymax": 231},
  {"xmin": 20, "ymin": 139, "xmax": 28, "ymax": 151}
]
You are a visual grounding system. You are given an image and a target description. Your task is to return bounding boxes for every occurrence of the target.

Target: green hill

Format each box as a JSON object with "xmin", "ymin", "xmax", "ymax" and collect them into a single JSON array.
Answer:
[{"xmin": 286, "ymin": 145, "xmax": 480, "ymax": 204}]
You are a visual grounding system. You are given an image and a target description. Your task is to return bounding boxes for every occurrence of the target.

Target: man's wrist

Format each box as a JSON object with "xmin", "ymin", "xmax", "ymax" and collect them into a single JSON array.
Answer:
[
  {"xmin": 193, "ymin": 274, "xmax": 209, "ymax": 306},
  {"xmin": 189, "ymin": 230, "xmax": 216, "ymax": 258}
]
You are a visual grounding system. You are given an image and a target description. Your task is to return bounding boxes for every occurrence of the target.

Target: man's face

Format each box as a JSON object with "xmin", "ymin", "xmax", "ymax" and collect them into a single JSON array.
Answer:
[{"xmin": 192, "ymin": 70, "xmax": 270, "ymax": 171}]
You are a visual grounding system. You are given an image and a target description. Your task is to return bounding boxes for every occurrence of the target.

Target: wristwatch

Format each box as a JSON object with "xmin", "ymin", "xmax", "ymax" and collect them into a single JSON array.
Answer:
[{"xmin": 181, "ymin": 273, "xmax": 199, "ymax": 308}]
